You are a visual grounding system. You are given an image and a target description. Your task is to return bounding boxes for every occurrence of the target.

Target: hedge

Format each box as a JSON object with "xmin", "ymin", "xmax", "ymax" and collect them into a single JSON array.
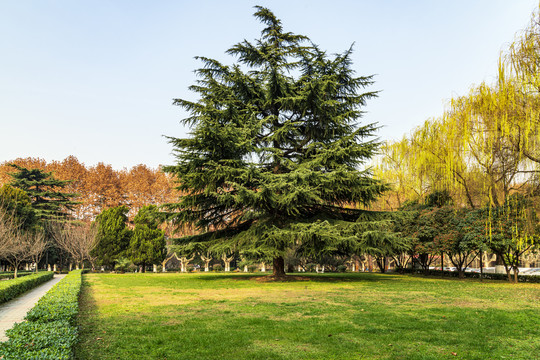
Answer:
[
  {"xmin": 0, "ymin": 271, "xmax": 33, "ymax": 280},
  {"xmin": 0, "ymin": 271, "xmax": 54, "ymax": 304},
  {"xmin": 405, "ymin": 269, "xmax": 540, "ymax": 283},
  {"xmin": 0, "ymin": 270, "xmax": 83, "ymax": 360}
]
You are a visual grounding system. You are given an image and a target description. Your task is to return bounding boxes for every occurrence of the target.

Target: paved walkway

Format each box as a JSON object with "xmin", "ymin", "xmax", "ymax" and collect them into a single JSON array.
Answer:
[{"xmin": 0, "ymin": 274, "xmax": 66, "ymax": 342}]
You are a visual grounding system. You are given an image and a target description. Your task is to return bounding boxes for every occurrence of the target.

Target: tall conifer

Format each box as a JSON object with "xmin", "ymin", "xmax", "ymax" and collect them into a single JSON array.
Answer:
[
  {"xmin": 8, "ymin": 164, "xmax": 78, "ymax": 222},
  {"xmin": 164, "ymin": 6, "xmax": 387, "ymax": 276}
]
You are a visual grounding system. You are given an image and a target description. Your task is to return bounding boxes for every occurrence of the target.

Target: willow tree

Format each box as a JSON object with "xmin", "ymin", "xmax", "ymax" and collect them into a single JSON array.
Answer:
[{"xmin": 163, "ymin": 6, "xmax": 387, "ymax": 277}]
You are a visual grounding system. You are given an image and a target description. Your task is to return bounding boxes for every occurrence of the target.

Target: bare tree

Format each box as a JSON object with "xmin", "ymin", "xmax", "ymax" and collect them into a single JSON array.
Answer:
[
  {"xmin": 2, "ymin": 228, "xmax": 47, "ymax": 278},
  {"xmin": 28, "ymin": 230, "xmax": 48, "ymax": 273},
  {"xmin": 50, "ymin": 222, "xmax": 98, "ymax": 270}
]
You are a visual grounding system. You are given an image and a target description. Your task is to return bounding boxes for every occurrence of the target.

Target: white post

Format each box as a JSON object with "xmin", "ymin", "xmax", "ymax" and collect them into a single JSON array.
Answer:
[{"xmin": 153, "ymin": 264, "xmax": 157, "ymax": 273}]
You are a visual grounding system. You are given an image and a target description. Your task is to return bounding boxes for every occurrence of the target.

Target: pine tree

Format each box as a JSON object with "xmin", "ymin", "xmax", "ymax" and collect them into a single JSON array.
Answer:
[
  {"xmin": 0, "ymin": 184, "xmax": 36, "ymax": 230},
  {"xmin": 163, "ymin": 6, "xmax": 388, "ymax": 277},
  {"xmin": 92, "ymin": 205, "xmax": 131, "ymax": 269},
  {"xmin": 129, "ymin": 205, "xmax": 166, "ymax": 272},
  {"xmin": 8, "ymin": 164, "xmax": 78, "ymax": 222}
]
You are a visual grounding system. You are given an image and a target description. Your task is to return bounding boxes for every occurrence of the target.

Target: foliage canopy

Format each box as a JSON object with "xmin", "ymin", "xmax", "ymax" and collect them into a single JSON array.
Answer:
[{"xmin": 164, "ymin": 6, "xmax": 387, "ymax": 276}]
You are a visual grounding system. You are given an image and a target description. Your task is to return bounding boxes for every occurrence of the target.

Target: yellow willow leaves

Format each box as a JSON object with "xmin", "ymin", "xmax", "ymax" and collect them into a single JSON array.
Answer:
[{"xmin": 376, "ymin": 3, "xmax": 540, "ymax": 213}]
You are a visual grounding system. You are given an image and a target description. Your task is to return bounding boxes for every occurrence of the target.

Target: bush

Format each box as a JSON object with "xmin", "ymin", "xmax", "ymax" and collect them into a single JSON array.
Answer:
[
  {"xmin": 0, "ymin": 321, "xmax": 76, "ymax": 360},
  {"xmin": 247, "ymin": 265, "xmax": 258, "ymax": 273},
  {"xmin": 0, "ymin": 270, "xmax": 83, "ymax": 359},
  {"xmin": 305, "ymin": 263, "xmax": 316, "ymax": 273},
  {"xmin": 0, "ymin": 271, "xmax": 53, "ymax": 305},
  {"xmin": 0, "ymin": 271, "xmax": 33, "ymax": 280},
  {"xmin": 337, "ymin": 265, "xmax": 348, "ymax": 273},
  {"xmin": 213, "ymin": 264, "xmax": 223, "ymax": 272},
  {"xmin": 406, "ymin": 269, "xmax": 540, "ymax": 283}
]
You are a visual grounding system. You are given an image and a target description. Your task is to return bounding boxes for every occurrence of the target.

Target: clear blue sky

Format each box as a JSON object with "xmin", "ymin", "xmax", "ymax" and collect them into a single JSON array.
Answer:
[{"xmin": 0, "ymin": 1, "xmax": 537, "ymax": 169}]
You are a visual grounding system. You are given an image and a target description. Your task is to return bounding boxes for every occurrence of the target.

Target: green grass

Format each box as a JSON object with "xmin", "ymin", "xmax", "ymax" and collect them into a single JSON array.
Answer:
[{"xmin": 75, "ymin": 272, "xmax": 540, "ymax": 360}]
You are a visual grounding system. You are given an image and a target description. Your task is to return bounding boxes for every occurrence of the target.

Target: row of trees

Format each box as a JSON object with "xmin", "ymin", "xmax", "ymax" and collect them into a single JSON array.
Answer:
[
  {"xmin": 90, "ymin": 205, "xmax": 166, "ymax": 272},
  {"xmin": 376, "ymin": 6, "xmax": 540, "ymax": 210},
  {"xmin": 369, "ymin": 5, "xmax": 540, "ymax": 278},
  {"xmin": 0, "ymin": 157, "xmax": 178, "ymax": 220},
  {"xmin": 157, "ymin": 6, "xmax": 540, "ymax": 282}
]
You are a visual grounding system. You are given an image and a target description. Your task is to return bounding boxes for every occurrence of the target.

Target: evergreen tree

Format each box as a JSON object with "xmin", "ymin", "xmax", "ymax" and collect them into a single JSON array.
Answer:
[
  {"xmin": 163, "ymin": 7, "xmax": 387, "ymax": 277},
  {"xmin": 92, "ymin": 205, "xmax": 131, "ymax": 269},
  {"xmin": 129, "ymin": 206, "xmax": 166, "ymax": 272},
  {"xmin": 8, "ymin": 164, "xmax": 78, "ymax": 222}
]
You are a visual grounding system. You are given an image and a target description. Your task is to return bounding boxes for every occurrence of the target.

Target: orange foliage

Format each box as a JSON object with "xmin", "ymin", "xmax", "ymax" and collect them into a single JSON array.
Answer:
[{"xmin": 0, "ymin": 157, "xmax": 179, "ymax": 221}]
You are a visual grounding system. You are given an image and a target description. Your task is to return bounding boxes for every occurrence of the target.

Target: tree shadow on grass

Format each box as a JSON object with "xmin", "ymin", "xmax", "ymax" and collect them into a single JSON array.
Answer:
[{"xmin": 193, "ymin": 272, "xmax": 403, "ymax": 283}]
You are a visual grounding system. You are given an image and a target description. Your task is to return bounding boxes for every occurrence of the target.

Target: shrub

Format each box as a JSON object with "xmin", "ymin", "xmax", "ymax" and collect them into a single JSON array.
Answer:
[
  {"xmin": 337, "ymin": 265, "xmax": 348, "ymax": 273},
  {"xmin": 213, "ymin": 264, "xmax": 223, "ymax": 271},
  {"xmin": 305, "ymin": 263, "xmax": 316, "ymax": 272},
  {"xmin": 0, "ymin": 270, "xmax": 83, "ymax": 359},
  {"xmin": 0, "ymin": 271, "xmax": 53, "ymax": 305},
  {"xmin": 248, "ymin": 265, "xmax": 258, "ymax": 273},
  {"xmin": 0, "ymin": 271, "xmax": 33, "ymax": 280},
  {"xmin": 405, "ymin": 269, "xmax": 540, "ymax": 283},
  {"xmin": 0, "ymin": 321, "xmax": 76, "ymax": 360}
]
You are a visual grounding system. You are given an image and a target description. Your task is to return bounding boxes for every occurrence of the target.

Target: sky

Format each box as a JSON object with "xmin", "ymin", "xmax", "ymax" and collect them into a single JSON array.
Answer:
[{"xmin": 0, "ymin": 0, "xmax": 538, "ymax": 170}]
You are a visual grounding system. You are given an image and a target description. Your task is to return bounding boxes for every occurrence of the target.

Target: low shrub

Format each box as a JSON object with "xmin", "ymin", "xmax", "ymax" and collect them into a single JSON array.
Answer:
[
  {"xmin": 405, "ymin": 269, "xmax": 540, "ymax": 283},
  {"xmin": 0, "ymin": 271, "xmax": 53, "ymax": 305},
  {"xmin": 0, "ymin": 321, "xmax": 76, "ymax": 360},
  {"xmin": 0, "ymin": 271, "xmax": 33, "ymax": 280},
  {"xmin": 247, "ymin": 265, "xmax": 259, "ymax": 273},
  {"xmin": 0, "ymin": 270, "xmax": 83, "ymax": 359},
  {"xmin": 213, "ymin": 264, "xmax": 223, "ymax": 271},
  {"xmin": 337, "ymin": 265, "xmax": 348, "ymax": 273},
  {"xmin": 305, "ymin": 263, "xmax": 316, "ymax": 272}
]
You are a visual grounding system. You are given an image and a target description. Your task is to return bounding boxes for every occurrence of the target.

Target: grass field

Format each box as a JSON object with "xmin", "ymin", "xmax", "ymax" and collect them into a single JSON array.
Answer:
[{"xmin": 75, "ymin": 272, "xmax": 540, "ymax": 360}]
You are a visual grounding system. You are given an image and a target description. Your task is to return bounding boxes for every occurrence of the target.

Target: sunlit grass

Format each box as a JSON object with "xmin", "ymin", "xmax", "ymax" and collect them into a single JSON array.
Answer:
[{"xmin": 75, "ymin": 272, "xmax": 540, "ymax": 360}]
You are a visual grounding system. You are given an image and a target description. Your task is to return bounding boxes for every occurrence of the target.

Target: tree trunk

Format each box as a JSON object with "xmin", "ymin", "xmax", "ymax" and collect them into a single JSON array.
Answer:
[
  {"xmin": 273, "ymin": 257, "xmax": 286, "ymax": 277},
  {"xmin": 479, "ymin": 250, "xmax": 483, "ymax": 282},
  {"xmin": 513, "ymin": 266, "xmax": 518, "ymax": 284},
  {"xmin": 440, "ymin": 252, "xmax": 444, "ymax": 275},
  {"xmin": 142, "ymin": 263, "xmax": 146, "ymax": 273}
]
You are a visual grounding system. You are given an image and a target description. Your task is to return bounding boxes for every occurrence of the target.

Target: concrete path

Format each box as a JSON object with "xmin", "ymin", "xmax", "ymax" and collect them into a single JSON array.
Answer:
[{"xmin": 0, "ymin": 274, "xmax": 66, "ymax": 342}]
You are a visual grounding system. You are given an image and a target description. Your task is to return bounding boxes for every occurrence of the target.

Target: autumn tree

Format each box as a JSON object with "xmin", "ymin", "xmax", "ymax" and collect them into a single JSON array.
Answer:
[{"xmin": 163, "ymin": 7, "xmax": 387, "ymax": 277}]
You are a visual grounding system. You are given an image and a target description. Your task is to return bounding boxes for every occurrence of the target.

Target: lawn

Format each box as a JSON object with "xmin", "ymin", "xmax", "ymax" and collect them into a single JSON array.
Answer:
[{"xmin": 75, "ymin": 272, "xmax": 540, "ymax": 360}]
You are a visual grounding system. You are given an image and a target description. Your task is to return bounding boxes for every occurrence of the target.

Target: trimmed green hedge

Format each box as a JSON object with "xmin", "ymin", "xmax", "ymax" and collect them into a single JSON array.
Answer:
[
  {"xmin": 0, "ymin": 271, "xmax": 54, "ymax": 304},
  {"xmin": 0, "ymin": 270, "xmax": 83, "ymax": 360},
  {"xmin": 406, "ymin": 269, "xmax": 540, "ymax": 283},
  {"xmin": 0, "ymin": 271, "xmax": 33, "ymax": 280}
]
